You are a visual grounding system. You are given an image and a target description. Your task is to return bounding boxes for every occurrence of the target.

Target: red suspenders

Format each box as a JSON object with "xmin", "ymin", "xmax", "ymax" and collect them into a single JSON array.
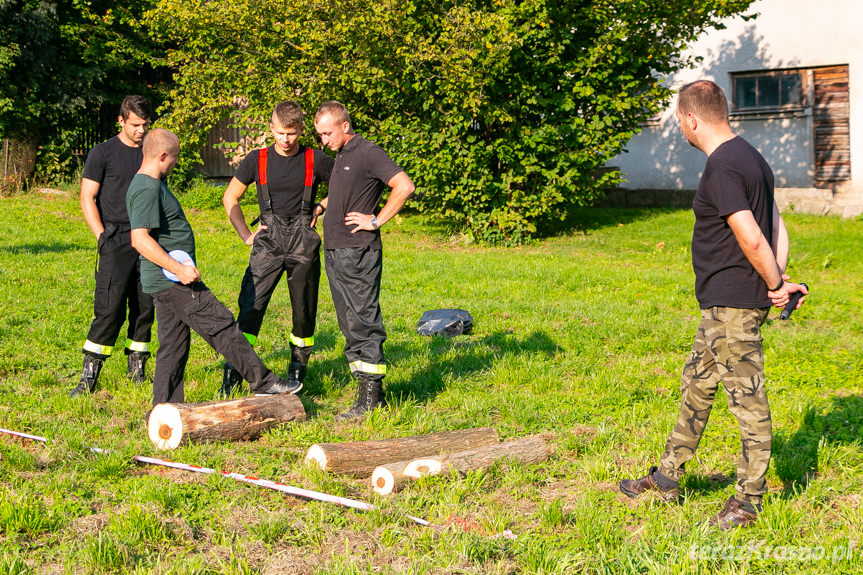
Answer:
[{"xmin": 256, "ymin": 146, "xmax": 315, "ymax": 215}]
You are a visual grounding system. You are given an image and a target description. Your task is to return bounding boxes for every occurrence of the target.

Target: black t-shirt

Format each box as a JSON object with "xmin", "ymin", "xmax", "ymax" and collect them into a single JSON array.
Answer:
[
  {"xmin": 691, "ymin": 136, "xmax": 774, "ymax": 309},
  {"xmin": 323, "ymin": 136, "xmax": 402, "ymax": 250},
  {"xmin": 81, "ymin": 135, "xmax": 143, "ymax": 224},
  {"xmin": 234, "ymin": 144, "xmax": 334, "ymax": 217}
]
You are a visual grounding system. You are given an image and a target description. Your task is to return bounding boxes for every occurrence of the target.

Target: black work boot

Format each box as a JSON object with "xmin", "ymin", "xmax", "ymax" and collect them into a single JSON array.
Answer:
[
  {"xmin": 219, "ymin": 363, "xmax": 244, "ymax": 398},
  {"xmin": 126, "ymin": 351, "xmax": 149, "ymax": 384},
  {"xmin": 286, "ymin": 344, "xmax": 312, "ymax": 388},
  {"xmin": 337, "ymin": 377, "xmax": 385, "ymax": 420},
  {"xmin": 70, "ymin": 354, "xmax": 105, "ymax": 397},
  {"xmin": 619, "ymin": 466, "xmax": 680, "ymax": 503}
]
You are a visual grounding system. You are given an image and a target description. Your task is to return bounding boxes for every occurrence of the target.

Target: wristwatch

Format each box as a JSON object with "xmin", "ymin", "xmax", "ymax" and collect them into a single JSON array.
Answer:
[{"xmin": 370, "ymin": 216, "xmax": 379, "ymax": 230}]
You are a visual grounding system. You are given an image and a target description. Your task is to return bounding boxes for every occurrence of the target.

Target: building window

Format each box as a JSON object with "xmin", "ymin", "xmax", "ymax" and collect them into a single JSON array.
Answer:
[{"xmin": 731, "ymin": 70, "xmax": 805, "ymax": 111}]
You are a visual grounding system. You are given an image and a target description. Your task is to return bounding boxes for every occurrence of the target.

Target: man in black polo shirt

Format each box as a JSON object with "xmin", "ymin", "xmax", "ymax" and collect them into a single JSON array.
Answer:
[
  {"xmin": 314, "ymin": 101, "xmax": 415, "ymax": 419},
  {"xmin": 221, "ymin": 101, "xmax": 334, "ymax": 397},
  {"xmin": 127, "ymin": 129, "xmax": 300, "ymax": 407},
  {"xmin": 71, "ymin": 95, "xmax": 156, "ymax": 397},
  {"xmin": 619, "ymin": 81, "xmax": 808, "ymax": 530}
]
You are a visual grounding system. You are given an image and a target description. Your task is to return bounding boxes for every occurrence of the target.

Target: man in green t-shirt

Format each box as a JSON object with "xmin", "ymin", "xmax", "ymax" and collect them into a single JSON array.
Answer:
[{"xmin": 126, "ymin": 128, "xmax": 301, "ymax": 407}]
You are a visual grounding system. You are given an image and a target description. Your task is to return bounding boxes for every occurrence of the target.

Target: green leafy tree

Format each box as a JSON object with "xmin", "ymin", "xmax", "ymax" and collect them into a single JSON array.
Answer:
[
  {"xmin": 149, "ymin": 0, "xmax": 754, "ymax": 243},
  {"xmin": 0, "ymin": 0, "xmax": 166, "ymax": 186}
]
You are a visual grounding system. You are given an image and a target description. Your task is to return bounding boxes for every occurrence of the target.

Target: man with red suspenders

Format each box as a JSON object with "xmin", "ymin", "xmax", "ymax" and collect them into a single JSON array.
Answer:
[{"xmin": 222, "ymin": 101, "xmax": 334, "ymax": 396}]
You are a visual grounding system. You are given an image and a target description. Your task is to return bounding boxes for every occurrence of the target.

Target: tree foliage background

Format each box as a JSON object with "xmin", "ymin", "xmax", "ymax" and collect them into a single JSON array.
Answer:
[
  {"xmin": 0, "ymin": 0, "xmax": 165, "ymax": 186},
  {"xmin": 149, "ymin": 0, "xmax": 754, "ymax": 243},
  {"xmin": 1, "ymin": 0, "xmax": 755, "ymax": 240}
]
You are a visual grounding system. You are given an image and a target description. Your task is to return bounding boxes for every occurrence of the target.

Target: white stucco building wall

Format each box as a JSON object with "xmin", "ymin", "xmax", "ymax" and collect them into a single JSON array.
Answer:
[{"xmin": 611, "ymin": 0, "xmax": 863, "ymax": 213}]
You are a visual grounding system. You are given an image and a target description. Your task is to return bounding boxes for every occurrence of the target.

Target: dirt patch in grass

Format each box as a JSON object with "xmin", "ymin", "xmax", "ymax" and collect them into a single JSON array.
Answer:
[
  {"xmin": 262, "ymin": 550, "xmax": 316, "ymax": 575},
  {"xmin": 225, "ymin": 506, "xmax": 261, "ymax": 536},
  {"xmin": 133, "ymin": 465, "xmax": 208, "ymax": 484},
  {"xmin": 70, "ymin": 512, "xmax": 110, "ymax": 537},
  {"xmin": 36, "ymin": 562, "xmax": 65, "ymax": 574},
  {"xmin": 569, "ymin": 424, "xmax": 598, "ymax": 437},
  {"xmin": 493, "ymin": 488, "xmax": 537, "ymax": 513}
]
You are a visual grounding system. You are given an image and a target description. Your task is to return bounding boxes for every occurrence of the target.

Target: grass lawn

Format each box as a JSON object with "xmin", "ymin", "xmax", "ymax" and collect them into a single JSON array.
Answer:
[{"xmin": 1, "ymin": 186, "xmax": 862, "ymax": 574}]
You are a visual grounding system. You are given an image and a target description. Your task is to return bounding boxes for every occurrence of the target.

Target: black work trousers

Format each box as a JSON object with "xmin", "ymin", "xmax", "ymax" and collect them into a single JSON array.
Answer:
[
  {"xmin": 237, "ymin": 214, "xmax": 320, "ymax": 347},
  {"xmin": 151, "ymin": 282, "xmax": 280, "ymax": 405},
  {"xmin": 84, "ymin": 225, "xmax": 154, "ymax": 357},
  {"xmin": 325, "ymin": 247, "xmax": 387, "ymax": 380}
]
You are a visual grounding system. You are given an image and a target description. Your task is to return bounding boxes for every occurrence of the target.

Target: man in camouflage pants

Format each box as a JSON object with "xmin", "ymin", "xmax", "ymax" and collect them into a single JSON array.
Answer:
[{"xmin": 619, "ymin": 80, "xmax": 807, "ymax": 530}]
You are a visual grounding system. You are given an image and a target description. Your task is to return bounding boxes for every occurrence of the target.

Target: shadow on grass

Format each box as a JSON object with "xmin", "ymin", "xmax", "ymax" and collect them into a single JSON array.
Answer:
[
  {"xmin": 682, "ymin": 471, "xmax": 735, "ymax": 494},
  {"xmin": 385, "ymin": 329, "xmax": 560, "ymax": 404},
  {"xmin": 242, "ymin": 327, "xmax": 560, "ymax": 417},
  {"xmin": 0, "ymin": 242, "xmax": 87, "ymax": 255},
  {"xmin": 395, "ymin": 205, "xmax": 691, "ymax": 243},
  {"xmin": 543, "ymin": 206, "xmax": 690, "ymax": 239},
  {"xmin": 772, "ymin": 395, "xmax": 863, "ymax": 495}
]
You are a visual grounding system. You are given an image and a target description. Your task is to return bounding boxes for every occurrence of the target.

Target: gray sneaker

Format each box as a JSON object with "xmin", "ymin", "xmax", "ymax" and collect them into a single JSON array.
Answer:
[{"xmin": 253, "ymin": 378, "xmax": 302, "ymax": 397}]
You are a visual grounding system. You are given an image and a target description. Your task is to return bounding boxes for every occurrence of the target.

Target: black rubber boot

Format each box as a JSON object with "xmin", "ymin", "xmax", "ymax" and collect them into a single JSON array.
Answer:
[
  {"xmin": 337, "ymin": 377, "xmax": 384, "ymax": 420},
  {"xmin": 220, "ymin": 363, "xmax": 244, "ymax": 398},
  {"xmin": 126, "ymin": 351, "xmax": 149, "ymax": 384},
  {"xmin": 287, "ymin": 344, "xmax": 312, "ymax": 389},
  {"xmin": 70, "ymin": 354, "xmax": 105, "ymax": 397}
]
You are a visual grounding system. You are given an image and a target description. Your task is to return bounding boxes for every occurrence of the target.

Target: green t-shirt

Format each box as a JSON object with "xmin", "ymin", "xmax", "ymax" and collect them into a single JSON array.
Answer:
[{"xmin": 126, "ymin": 174, "xmax": 196, "ymax": 294}]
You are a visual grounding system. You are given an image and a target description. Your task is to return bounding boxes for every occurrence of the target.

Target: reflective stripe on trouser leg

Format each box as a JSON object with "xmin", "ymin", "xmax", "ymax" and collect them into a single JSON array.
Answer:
[
  {"xmin": 289, "ymin": 333, "xmax": 314, "ymax": 347},
  {"xmin": 325, "ymin": 247, "xmax": 386, "ymax": 378},
  {"xmin": 83, "ymin": 340, "xmax": 113, "ymax": 357},
  {"xmin": 125, "ymin": 339, "xmax": 149, "ymax": 353},
  {"xmin": 349, "ymin": 361, "xmax": 386, "ymax": 375},
  {"xmin": 659, "ymin": 306, "xmax": 771, "ymax": 503},
  {"xmin": 86, "ymin": 228, "xmax": 154, "ymax": 351}
]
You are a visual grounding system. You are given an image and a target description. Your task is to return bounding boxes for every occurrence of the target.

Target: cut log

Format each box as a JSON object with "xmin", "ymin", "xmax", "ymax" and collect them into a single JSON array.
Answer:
[
  {"xmin": 405, "ymin": 436, "xmax": 547, "ymax": 480},
  {"xmin": 370, "ymin": 461, "xmax": 412, "ymax": 496},
  {"xmin": 370, "ymin": 436, "xmax": 548, "ymax": 496},
  {"xmin": 305, "ymin": 427, "xmax": 499, "ymax": 476},
  {"xmin": 147, "ymin": 394, "xmax": 306, "ymax": 450}
]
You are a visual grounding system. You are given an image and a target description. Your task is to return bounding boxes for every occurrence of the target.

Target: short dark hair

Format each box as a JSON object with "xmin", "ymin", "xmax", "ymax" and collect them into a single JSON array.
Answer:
[
  {"xmin": 272, "ymin": 100, "xmax": 304, "ymax": 129},
  {"xmin": 677, "ymin": 81, "xmax": 728, "ymax": 124},
  {"xmin": 119, "ymin": 95, "xmax": 152, "ymax": 121},
  {"xmin": 314, "ymin": 100, "xmax": 351, "ymax": 126}
]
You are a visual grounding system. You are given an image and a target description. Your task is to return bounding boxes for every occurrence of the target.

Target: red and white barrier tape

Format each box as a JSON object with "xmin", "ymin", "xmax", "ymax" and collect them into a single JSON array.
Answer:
[{"xmin": 2, "ymin": 427, "xmax": 430, "ymax": 527}]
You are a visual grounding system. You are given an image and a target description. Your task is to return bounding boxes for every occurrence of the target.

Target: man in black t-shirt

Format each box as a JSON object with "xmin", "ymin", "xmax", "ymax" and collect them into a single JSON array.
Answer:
[
  {"xmin": 314, "ymin": 101, "xmax": 415, "ymax": 419},
  {"xmin": 619, "ymin": 81, "xmax": 808, "ymax": 530},
  {"xmin": 221, "ymin": 101, "xmax": 334, "ymax": 397},
  {"xmin": 71, "ymin": 96, "xmax": 156, "ymax": 397}
]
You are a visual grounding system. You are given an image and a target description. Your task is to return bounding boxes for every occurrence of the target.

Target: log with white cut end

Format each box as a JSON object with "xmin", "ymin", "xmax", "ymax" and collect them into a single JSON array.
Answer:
[
  {"xmin": 306, "ymin": 427, "xmax": 499, "ymax": 476},
  {"xmin": 371, "ymin": 436, "xmax": 548, "ymax": 495},
  {"xmin": 370, "ymin": 460, "xmax": 413, "ymax": 496},
  {"xmin": 147, "ymin": 394, "xmax": 306, "ymax": 450}
]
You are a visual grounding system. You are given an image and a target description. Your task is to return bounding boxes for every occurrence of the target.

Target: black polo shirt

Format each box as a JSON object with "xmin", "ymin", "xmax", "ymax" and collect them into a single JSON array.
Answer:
[
  {"xmin": 323, "ymin": 136, "xmax": 402, "ymax": 250},
  {"xmin": 81, "ymin": 135, "xmax": 143, "ymax": 225}
]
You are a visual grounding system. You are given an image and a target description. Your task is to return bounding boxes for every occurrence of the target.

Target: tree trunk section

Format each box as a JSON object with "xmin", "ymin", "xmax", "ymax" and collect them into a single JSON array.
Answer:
[
  {"xmin": 305, "ymin": 427, "xmax": 499, "ymax": 476},
  {"xmin": 147, "ymin": 394, "xmax": 306, "ymax": 450},
  {"xmin": 370, "ymin": 461, "xmax": 413, "ymax": 496},
  {"xmin": 404, "ymin": 436, "xmax": 548, "ymax": 480}
]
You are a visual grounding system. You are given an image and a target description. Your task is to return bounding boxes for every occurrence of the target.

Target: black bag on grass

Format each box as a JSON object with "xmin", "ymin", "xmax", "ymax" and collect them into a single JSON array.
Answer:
[{"xmin": 416, "ymin": 309, "xmax": 474, "ymax": 337}]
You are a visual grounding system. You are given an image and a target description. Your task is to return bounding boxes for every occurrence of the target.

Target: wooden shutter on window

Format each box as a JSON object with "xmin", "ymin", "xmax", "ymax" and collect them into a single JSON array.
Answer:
[{"xmin": 813, "ymin": 65, "xmax": 850, "ymax": 186}]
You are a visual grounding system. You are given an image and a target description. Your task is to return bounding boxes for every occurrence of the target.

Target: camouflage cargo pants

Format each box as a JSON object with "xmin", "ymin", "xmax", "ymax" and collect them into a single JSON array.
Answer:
[{"xmin": 658, "ymin": 306, "xmax": 772, "ymax": 505}]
